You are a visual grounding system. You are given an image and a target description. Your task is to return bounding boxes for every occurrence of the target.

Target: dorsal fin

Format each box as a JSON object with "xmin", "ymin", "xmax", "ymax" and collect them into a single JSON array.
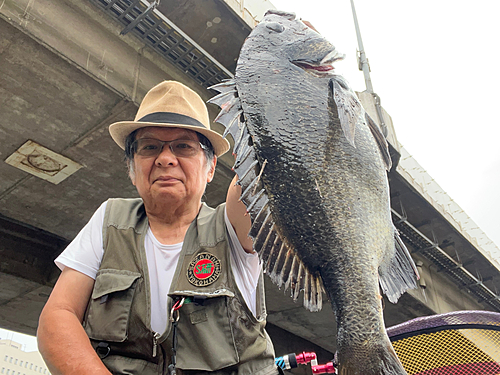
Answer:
[{"xmin": 209, "ymin": 81, "xmax": 324, "ymax": 312}]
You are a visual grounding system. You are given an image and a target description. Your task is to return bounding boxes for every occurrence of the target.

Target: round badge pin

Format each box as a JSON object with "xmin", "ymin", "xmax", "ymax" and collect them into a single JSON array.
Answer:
[{"xmin": 187, "ymin": 252, "xmax": 221, "ymax": 287}]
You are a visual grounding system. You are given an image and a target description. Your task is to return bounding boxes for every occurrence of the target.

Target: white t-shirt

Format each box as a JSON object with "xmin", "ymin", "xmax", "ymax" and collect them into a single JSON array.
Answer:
[{"xmin": 55, "ymin": 201, "xmax": 261, "ymax": 334}]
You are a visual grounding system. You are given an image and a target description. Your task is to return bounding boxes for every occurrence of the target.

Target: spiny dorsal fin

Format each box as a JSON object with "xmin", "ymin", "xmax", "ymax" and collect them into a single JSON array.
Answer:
[{"xmin": 209, "ymin": 81, "xmax": 324, "ymax": 312}]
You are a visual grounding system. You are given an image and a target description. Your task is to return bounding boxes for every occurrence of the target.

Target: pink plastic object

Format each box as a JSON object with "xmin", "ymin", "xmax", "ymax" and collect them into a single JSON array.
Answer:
[
  {"xmin": 295, "ymin": 352, "xmax": 317, "ymax": 364},
  {"xmin": 311, "ymin": 362, "xmax": 336, "ymax": 374}
]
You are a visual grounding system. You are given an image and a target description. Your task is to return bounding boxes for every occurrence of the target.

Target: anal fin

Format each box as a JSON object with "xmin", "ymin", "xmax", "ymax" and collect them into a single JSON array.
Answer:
[{"xmin": 379, "ymin": 228, "xmax": 419, "ymax": 303}]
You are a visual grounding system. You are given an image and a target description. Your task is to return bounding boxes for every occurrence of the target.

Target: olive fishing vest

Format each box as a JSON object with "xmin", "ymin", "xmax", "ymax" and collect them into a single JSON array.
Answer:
[{"xmin": 82, "ymin": 198, "xmax": 277, "ymax": 375}]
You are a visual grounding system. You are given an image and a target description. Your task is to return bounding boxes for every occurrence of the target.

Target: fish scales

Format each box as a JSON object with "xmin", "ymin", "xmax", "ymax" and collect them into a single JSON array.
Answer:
[{"xmin": 209, "ymin": 9, "xmax": 419, "ymax": 375}]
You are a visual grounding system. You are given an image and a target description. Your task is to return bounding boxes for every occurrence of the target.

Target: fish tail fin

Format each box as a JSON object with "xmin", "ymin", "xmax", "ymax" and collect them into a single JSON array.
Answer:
[
  {"xmin": 338, "ymin": 338, "xmax": 408, "ymax": 375},
  {"xmin": 379, "ymin": 229, "xmax": 419, "ymax": 303}
]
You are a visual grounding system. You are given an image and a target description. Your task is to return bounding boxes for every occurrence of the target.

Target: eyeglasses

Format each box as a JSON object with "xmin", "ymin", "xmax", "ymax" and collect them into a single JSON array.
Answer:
[{"xmin": 132, "ymin": 138, "xmax": 207, "ymax": 158}]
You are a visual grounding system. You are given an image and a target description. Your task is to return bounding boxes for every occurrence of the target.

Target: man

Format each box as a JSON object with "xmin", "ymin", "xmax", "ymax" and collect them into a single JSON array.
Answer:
[{"xmin": 37, "ymin": 81, "xmax": 278, "ymax": 375}]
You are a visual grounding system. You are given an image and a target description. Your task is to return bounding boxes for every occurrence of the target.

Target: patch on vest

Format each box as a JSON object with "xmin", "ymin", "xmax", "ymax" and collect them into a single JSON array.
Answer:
[{"xmin": 187, "ymin": 252, "xmax": 221, "ymax": 287}]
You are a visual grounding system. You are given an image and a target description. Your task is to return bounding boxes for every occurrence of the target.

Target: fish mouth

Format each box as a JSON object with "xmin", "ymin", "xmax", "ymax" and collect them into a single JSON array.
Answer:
[{"xmin": 292, "ymin": 49, "xmax": 345, "ymax": 75}]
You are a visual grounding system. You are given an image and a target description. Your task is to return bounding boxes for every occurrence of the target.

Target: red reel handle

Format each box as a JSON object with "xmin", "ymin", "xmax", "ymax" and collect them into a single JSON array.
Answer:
[
  {"xmin": 295, "ymin": 351, "xmax": 317, "ymax": 364},
  {"xmin": 312, "ymin": 362, "xmax": 336, "ymax": 374}
]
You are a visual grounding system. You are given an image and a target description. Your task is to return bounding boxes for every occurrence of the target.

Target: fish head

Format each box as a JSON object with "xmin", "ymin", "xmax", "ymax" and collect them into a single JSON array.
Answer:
[{"xmin": 238, "ymin": 10, "xmax": 344, "ymax": 77}]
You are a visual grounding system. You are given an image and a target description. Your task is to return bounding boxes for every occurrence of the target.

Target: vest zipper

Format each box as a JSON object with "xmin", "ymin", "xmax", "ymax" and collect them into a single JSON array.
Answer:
[{"xmin": 152, "ymin": 331, "xmax": 161, "ymax": 357}]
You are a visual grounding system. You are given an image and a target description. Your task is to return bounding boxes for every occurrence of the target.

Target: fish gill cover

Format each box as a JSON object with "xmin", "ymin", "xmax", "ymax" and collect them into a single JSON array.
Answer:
[{"xmin": 209, "ymin": 9, "xmax": 419, "ymax": 375}]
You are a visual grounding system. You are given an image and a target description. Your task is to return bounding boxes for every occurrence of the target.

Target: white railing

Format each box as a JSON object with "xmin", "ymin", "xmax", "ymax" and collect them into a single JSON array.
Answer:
[{"xmin": 397, "ymin": 146, "xmax": 500, "ymax": 272}]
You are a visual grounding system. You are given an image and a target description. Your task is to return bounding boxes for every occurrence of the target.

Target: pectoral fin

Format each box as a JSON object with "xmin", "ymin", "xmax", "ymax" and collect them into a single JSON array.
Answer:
[{"xmin": 329, "ymin": 76, "xmax": 364, "ymax": 148}]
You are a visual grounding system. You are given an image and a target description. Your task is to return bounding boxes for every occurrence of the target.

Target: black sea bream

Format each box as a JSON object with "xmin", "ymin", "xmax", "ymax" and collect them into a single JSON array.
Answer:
[{"xmin": 209, "ymin": 10, "xmax": 419, "ymax": 375}]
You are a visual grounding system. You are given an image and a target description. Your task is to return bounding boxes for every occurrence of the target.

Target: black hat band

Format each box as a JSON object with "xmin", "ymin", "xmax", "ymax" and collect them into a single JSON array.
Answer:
[{"xmin": 138, "ymin": 112, "xmax": 206, "ymax": 129}]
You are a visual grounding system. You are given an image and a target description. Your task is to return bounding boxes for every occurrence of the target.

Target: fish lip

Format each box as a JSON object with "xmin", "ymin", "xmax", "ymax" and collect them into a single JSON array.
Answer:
[
  {"xmin": 292, "ymin": 49, "xmax": 345, "ymax": 74},
  {"xmin": 321, "ymin": 49, "xmax": 345, "ymax": 65},
  {"xmin": 293, "ymin": 61, "xmax": 335, "ymax": 72}
]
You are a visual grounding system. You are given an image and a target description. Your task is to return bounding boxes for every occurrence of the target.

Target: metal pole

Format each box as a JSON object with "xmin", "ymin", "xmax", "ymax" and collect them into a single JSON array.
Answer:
[
  {"xmin": 350, "ymin": 0, "xmax": 373, "ymax": 93},
  {"xmin": 350, "ymin": 0, "xmax": 388, "ymax": 137}
]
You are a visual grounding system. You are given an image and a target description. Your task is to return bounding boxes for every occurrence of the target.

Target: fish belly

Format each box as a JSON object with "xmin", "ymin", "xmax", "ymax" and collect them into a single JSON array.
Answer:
[{"xmin": 254, "ymin": 117, "xmax": 406, "ymax": 375}]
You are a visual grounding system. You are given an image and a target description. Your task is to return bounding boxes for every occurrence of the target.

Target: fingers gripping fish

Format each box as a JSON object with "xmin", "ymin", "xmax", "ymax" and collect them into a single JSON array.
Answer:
[{"xmin": 208, "ymin": 10, "xmax": 419, "ymax": 375}]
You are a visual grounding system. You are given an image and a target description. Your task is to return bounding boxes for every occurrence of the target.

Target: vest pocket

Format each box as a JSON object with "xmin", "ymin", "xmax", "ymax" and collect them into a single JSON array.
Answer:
[
  {"xmin": 84, "ymin": 269, "xmax": 142, "ymax": 342},
  {"xmin": 175, "ymin": 297, "xmax": 239, "ymax": 371}
]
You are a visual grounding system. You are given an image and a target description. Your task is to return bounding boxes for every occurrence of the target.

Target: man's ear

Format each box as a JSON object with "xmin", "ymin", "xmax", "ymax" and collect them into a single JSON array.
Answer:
[
  {"xmin": 207, "ymin": 156, "xmax": 217, "ymax": 183},
  {"xmin": 128, "ymin": 160, "xmax": 136, "ymax": 186}
]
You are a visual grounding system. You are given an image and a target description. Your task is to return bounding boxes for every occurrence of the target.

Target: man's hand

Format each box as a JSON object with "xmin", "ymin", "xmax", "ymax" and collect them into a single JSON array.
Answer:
[{"xmin": 226, "ymin": 175, "xmax": 254, "ymax": 253}]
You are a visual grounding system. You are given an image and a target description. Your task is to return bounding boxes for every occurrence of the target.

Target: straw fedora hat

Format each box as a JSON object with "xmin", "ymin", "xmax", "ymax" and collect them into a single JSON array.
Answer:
[{"xmin": 109, "ymin": 81, "xmax": 230, "ymax": 157}]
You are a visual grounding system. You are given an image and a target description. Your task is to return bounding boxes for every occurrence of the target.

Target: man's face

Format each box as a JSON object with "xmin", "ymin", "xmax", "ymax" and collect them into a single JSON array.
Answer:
[{"xmin": 130, "ymin": 127, "xmax": 216, "ymax": 208}]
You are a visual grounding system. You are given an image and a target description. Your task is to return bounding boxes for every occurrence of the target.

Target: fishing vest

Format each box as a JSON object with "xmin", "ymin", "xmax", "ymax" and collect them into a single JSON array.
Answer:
[{"xmin": 82, "ymin": 198, "xmax": 277, "ymax": 375}]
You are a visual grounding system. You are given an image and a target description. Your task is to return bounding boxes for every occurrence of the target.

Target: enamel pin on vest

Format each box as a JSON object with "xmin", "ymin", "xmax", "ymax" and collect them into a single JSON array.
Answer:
[{"xmin": 186, "ymin": 252, "xmax": 221, "ymax": 287}]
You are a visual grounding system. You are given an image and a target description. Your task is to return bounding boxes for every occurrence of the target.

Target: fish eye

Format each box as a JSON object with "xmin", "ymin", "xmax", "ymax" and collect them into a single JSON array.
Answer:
[{"xmin": 266, "ymin": 22, "xmax": 284, "ymax": 33}]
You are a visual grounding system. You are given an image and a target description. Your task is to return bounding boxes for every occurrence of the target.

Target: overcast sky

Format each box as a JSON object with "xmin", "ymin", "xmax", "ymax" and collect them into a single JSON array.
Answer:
[{"xmin": 270, "ymin": 0, "xmax": 500, "ymax": 248}]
